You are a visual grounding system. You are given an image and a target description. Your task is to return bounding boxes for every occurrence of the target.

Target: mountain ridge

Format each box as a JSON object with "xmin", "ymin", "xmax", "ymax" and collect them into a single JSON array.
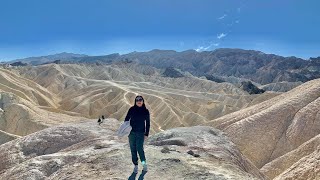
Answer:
[{"xmin": 8, "ymin": 48, "xmax": 320, "ymax": 85}]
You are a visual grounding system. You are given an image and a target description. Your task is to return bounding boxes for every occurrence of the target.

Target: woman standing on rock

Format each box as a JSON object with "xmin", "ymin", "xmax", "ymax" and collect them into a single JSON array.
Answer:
[{"xmin": 124, "ymin": 95, "xmax": 150, "ymax": 174}]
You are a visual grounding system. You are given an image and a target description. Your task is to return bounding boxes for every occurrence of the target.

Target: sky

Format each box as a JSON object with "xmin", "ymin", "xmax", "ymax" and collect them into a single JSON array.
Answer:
[{"xmin": 0, "ymin": 0, "xmax": 319, "ymax": 60}]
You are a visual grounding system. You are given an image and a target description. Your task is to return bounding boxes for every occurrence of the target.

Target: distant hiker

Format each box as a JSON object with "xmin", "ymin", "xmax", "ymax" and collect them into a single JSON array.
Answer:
[
  {"xmin": 124, "ymin": 95, "xmax": 150, "ymax": 174},
  {"xmin": 97, "ymin": 115, "xmax": 105, "ymax": 125}
]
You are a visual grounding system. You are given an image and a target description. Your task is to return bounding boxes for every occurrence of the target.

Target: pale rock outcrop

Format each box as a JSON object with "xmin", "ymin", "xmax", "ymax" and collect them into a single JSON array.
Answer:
[
  {"xmin": 0, "ymin": 119, "xmax": 266, "ymax": 180},
  {"xmin": 148, "ymin": 126, "xmax": 266, "ymax": 179}
]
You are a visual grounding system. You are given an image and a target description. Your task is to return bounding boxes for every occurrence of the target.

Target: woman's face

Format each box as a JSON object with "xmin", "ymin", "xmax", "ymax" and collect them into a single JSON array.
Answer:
[
  {"xmin": 135, "ymin": 96, "xmax": 144, "ymax": 107},
  {"xmin": 136, "ymin": 100, "xmax": 143, "ymax": 107}
]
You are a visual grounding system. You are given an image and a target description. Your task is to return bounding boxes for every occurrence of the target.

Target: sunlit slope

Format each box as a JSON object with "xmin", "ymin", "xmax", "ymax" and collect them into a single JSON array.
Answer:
[
  {"xmin": 0, "ymin": 68, "xmax": 58, "ymax": 107},
  {"xmin": 204, "ymin": 78, "xmax": 320, "ymax": 179},
  {"xmin": 17, "ymin": 64, "xmax": 277, "ymax": 134},
  {"xmin": 262, "ymin": 134, "xmax": 320, "ymax": 179},
  {"xmin": 0, "ymin": 68, "xmax": 89, "ymax": 144}
]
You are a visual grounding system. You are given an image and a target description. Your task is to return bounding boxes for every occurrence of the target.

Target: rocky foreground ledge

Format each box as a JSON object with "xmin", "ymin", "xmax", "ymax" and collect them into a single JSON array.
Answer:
[{"xmin": 0, "ymin": 118, "xmax": 265, "ymax": 180}]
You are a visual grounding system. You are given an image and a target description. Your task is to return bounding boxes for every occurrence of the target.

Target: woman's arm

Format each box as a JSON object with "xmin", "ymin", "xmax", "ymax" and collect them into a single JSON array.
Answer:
[
  {"xmin": 124, "ymin": 107, "xmax": 132, "ymax": 122},
  {"xmin": 144, "ymin": 110, "xmax": 150, "ymax": 136}
]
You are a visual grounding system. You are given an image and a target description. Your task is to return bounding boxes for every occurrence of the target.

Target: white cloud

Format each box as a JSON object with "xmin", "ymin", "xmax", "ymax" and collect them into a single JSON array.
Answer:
[
  {"xmin": 195, "ymin": 46, "xmax": 206, "ymax": 52},
  {"xmin": 217, "ymin": 33, "xmax": 227, "ymax": 39},
  {"xmin": 195, "ymin": 42, "xmax": 220, "ymax": 52},
  {"xmin": 217, "ymin": 14, "xmax": 227, "ymax": 20},
  {"xmin": 235, "ymin": 20, "xmax": 240, "ymax": 24},
  {"xmin": 213, "ymin": 43, "xmax": 220, "ymax": 46}
]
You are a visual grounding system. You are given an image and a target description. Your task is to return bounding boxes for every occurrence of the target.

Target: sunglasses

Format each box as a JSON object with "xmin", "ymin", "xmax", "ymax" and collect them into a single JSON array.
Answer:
[{"xmin": 135, "ymin": 97, "xmax": 143, "ymax": 102}]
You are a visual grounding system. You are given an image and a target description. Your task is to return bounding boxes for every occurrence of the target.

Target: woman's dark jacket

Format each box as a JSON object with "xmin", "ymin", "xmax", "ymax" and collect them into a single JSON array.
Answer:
[{"xmin": 124, "ymin": 105, "xmax": 150, "ymax": 136}]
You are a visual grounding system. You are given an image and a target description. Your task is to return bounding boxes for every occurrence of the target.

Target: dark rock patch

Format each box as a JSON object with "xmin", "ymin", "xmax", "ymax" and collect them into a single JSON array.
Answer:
[
  {"xmin": 163, "ymin": 67, "xmax": 184, "ymax": 78},
  {"xmin": 240, "ymin": 81, "xmax": 265, "ymax": 94},
  {"xmin": 161, "ymin": 146, "xmax": 170, "ymax": 153}
]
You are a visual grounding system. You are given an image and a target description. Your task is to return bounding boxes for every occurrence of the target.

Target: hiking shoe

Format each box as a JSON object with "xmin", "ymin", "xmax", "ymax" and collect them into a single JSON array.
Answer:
[
  {"xmin": 133, "ymin": 165, "xmax": 138, "ymax": 173},
  {"xmin": 141, "ymin": 161, "xmax": 148, "ymax": 172}
]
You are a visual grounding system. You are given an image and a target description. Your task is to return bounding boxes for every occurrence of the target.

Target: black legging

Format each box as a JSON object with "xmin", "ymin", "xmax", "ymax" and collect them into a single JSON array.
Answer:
[{"xmin": 129, "ymin": 131, "xmax": 146, "ymax": 165}]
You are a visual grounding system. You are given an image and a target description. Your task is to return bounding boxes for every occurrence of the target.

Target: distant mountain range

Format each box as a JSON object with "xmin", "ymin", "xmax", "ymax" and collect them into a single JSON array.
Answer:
[
  {"xmin": 8, "ymin": 52, "xmax": 88, "ymax": 65},
  {"xmin": 9, "ymin": 48, "xmax": 320, "ymax": 85}
]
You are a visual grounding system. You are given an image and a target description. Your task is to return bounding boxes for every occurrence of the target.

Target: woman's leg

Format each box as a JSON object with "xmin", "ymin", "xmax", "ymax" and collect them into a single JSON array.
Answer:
[
  {"xmin": 136, "ymin": 132, "xmax": 146, "ymax": 163},
  {"xmin": 129, "ymin": 131, "xmax": 138, "ymax": 165}
]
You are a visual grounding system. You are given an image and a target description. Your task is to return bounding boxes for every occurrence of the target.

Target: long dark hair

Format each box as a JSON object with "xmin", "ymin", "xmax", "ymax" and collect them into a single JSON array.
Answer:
[{"xmin": 133, "ymin": 95, "xmax": 147, "ymax": 109}]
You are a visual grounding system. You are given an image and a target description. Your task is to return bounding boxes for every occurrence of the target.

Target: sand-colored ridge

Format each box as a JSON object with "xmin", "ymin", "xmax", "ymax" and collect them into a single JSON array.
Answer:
[
  {"xmin": 204, "ymin": 78, "xmax": 320, "ymax": 178},
  {"xmin": 15, "ymin": 64, "xmax": 278, "ymax": 135},
  {"xmin": 261, "ymin": 134, "xmax": 320, "ymax": 179}
]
